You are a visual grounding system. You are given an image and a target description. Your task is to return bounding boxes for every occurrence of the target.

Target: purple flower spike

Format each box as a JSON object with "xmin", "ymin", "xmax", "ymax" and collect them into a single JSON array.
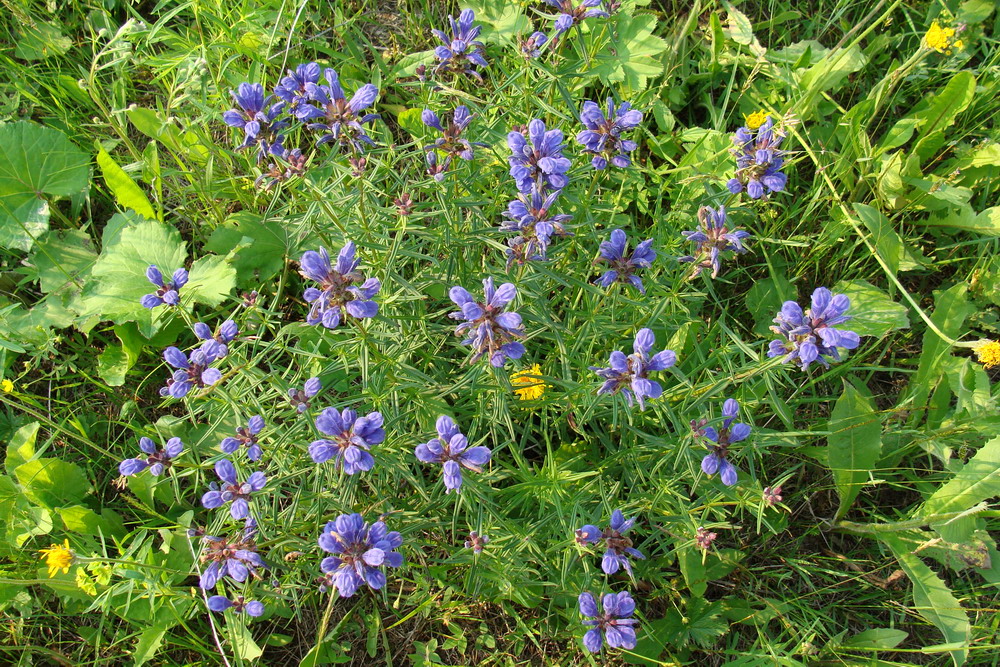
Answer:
[
  {"xmin": 159, "ymin": 342, "xmax": 223, "ymax": 398},
  {"xmin": 289, "ymin": 377, "xmax": 322, "ymax": 413},
  {"xmin": 431, "ymin": 10, "xmax": 488, "ymax": 81},
  {"xmin": 579, "ymin": 591, "xmax": 639, "ymax": 653},
  {"xmin": 678, "ymin": 206, "xmax": 751, "ymax": 279},
  {"xmin": 415, "ymin": 416, "xmax": 492, "ymax": 493},
  {"xmin": 590, "ymin": 328, "xmax": 676, "ymax": 410},
  {"xmin": 220, "ymin": 416, "xmax": 266, "ymax": 461},
  {"xmin": 507, "ymin": 119, "xmax": 572, "ymax": 193},
  {"xmin": 594, "ymin": 229, "xmax": 655, "ymax": 295},
  {"xmin": 222, "ymin": 82, "xmax": 287, "ymax": 163},
  {"xmin": 207, "ymin": 595, "xmax": 265, "ymax": 617},
  {"xmin": 546, "ymin": 0, "xmax": 609, "ymax": 35},
  {"xmin": 309, "ymin": 407, "xmax": 384, "ymax": 475},
  {"xmin": 692, "ymin": 398, "xmax": 751, "ymax": 487},
  {"xmin": 501, "ymin": 185, "xmax": 573, "ymax": 268},
  {"xmin": 299, "ymin": 243, "xmax": 380, "ymax": 329},
  {"xmin": 200, "ymin": 459, "xmax": 266, "ymax": 520},
  {"xmin": 199, "ymin": 532, "xmax": 264, "ymax": 589},
  {"xmin": 727, "ymin": 116, "xmax": 788, "ymax": 199},
  {"xmin": 193, "ymin": 320, "xmax": 239, "ymax": 358},
  {"xmin": 576, "ymin": 509, "xmax": 645, "ymax": 575},
  {"xmin": 141, "ymin": 264, "xmax": 188, "ymax": 309},
  {"xmin": 520, "ymin": 31, "xmax": 548, "ymax": 58},
  {"xmin": 317, "ymin": 513, "xmax": 404, "ymax": 597},
  {"xmin": 768, "ymin": 287, "xmax": 861, "ymax": 370},
  {"xmin": 299, "ymin": 68, "xmax": 380, "ymax": 152},
  {"xmin": 274, "ymin": 62, "xmax": 321, "ymax": 117},
  {"xmin": 119, "ymin": 436, "xmax": 183, "ymax": 477},
  {"xmin": 576, "ymin": 98, "xmax": 643, "ymax": 170},
  {"xmin": 448, "ymin": 278, "xmax": 526, "ymax": 367}
]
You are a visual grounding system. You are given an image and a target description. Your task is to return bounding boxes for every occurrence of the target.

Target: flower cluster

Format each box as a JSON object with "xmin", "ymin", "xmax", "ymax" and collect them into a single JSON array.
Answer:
[
  {"xmin": 222, "ymin": 83, "xmax": 287, "ymax": 162},
  {"xmin": 119, "ymin": 436, "xmax": 183, "ymax": 476},
  {"xmin": 576, "ymin": 98, "xmax": 643, "ymax": 169},
  {"xmin": 309, "ymin": 407, "xmax": 384, "ymax": 474},
  {"xmin": 415, "ymin": 416, "xmax": 491, "ymax": 493},
  {"xmin": 199, "ymin": 532, "xmax": 265, "ymax": 590},
  {"xmin": 422, "ymin": 106, "xmax": 484, "ymax": 180},
  {"xmin": 431, "ymin": 10, "xmax": 488, "ymax": 80},
  {"xmin": 768, "ymin": 287, "xmax": 861, "ymax": 370},
  {"xmin": 300, "ymin": 68, "xmax": 380, "ymax": 151},
  {"xmin": 508, "ymin": 119, "xmax": 572, "ymax": 193},
  {"xmin": 201, "ymin": 460, "xmax": 267, "ymax": 521},
  {"xmin": 925, "ymin": 20, "xmax": 964, "ymax": 54},
  {"xmin": 289, "ymin": 377, "xmax": 322, "ymax": 412},
  {"xmin": 220, "ymin": 416, "xmax": 265, "ymax": 461},
  {"xmin": 594, "ymin": 229, "xmax": 655, "ymax": 294},
  {"xmin": 975, "ymin": 341, "xmax": 1000, "ymax": 369},
  {"xmin": 161, "ymin": 343, "xmax": 223, "ymax": 398},
  {"xmin": 501, "ymin": 186, "xmax": 573, "ymax": 267},
  {"xmin": 141, "ymin": 265, "xmax": 188, "ymax": 309},
  {"xmin": 692, "ymin": 399, "xmax": 751, "ymax": 486},
  {"xmin": 591, "ymin": 329, "xmax": 675, "ymax": 410},
  {"xmin": 299, "ymin": 243, "xmax": 381, "ymax": 329},
  {"xmin": 547, "ymin": 0, "xmax": 608, "ymax": 35},
  {"xmin": 576, "ymin": 510, "xmax": 645, "ymax": 575},
  {"xmin": 726, "ymin": 114, "xmax": 787, "ymax": 199},
  {"xmin": 511, "ymin": 363, "xmax": 547, "ymax": 400},
  {"xmin": 579, "ymin": 591, "xmax": 638, "ymax": 653},
  {"xmin": 318, "ymin": 513, "xmax": 403, "ymax": 597},
  {"xmin": 449, "ymin": 279, "xmax": 525, "ymax": 367},
  {"xmin": 193, "ymin": 320, "xmax": 238, "ymax": 358},
  {"xmin": 678, "ymin": 206, "xmax": 751, "ymax": 278}
]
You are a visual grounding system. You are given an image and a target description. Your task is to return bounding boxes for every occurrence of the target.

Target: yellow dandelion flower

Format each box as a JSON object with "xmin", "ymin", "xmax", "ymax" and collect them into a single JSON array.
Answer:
[
  {"xmin": 744, "ymin": 110, "xmax": 768, "ymax": 130},
  {"xmin": 925, "ymin": 20, "xmax": 959, "ymax": 53},
  {"xmin": 38, "ymin": 540, "xmax": 75, "ymax": 578},
  {"xmin": 511, "ymin": 364, "xmax": 547, "ymax": 401},
  {"xmin": 975, "ymin": 340, "xmax": 1000, "ymax": 369},
  {"xmin": 1, "ymin": 379, "xmax": 12, "ymax": 393}
]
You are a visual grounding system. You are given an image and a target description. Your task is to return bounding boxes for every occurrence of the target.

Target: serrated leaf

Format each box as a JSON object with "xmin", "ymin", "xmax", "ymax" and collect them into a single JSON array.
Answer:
[
  {"xmin": 462, "ymin": 0, "xmax": 530, "ymax": 43},
  {"xmin": 132, "ymin": 623, "xmax": 169, "ymax": 666},
  {"xmin": 827, "ymin": 384, "xmax": 882, "ymax": 519},
  {"xmin": 832, "ymin": 279, "xmax": 909, "ymax": 337},
  {"xmin": 205, "ymin": 213, "xmax": 296, "ymax": 286},
  {"xmin": 185, "ymin": 255, "xmax": 236, "ymax": 307},
  {"xmin": 593, "ymin": 14, "xmax": 667, "ymax": 91},
  {"xmin": 0, "ymin": 122, "xmax": 89, "ymax": 250},
  {"xmin": 15, "ymin": 21, "xmax": 72, "ymax": 61},
  {"xmin": 5, "ymin": 422, "xmax": 39, "ymax": 473},
  {"xmin": 14, "ymin": 457, "xmax": 91, "ymax": 508},
  {"xmin": 29, "ymin": 229, "xmax": 97, "ymax": 297},
  {"xmin": 921, "ymin": 436, "xmax": 1000, "ymax": 517},
  {"xmin": 883, "ymin": 535, "xmax": 970, "ymax": 666},
  {"xmin": 95, "ymin": 143, "xmax": 157, "ymax": 220},
  {"xmin": 722, "ymin": 2, "xmax": 753, "ymax": 45}
]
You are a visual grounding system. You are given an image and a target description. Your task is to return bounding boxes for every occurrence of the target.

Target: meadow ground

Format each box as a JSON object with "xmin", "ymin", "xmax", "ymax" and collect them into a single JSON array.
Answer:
[{"xmin": 0, "ymin": 0, "xmax": 999, "ymax": 665}]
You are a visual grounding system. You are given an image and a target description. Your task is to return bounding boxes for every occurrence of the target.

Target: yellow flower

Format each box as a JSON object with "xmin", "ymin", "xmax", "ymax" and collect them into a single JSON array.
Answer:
[
  {"xmin": 744, "ymin": 110, "xmax": 768, "ymax": 130},
  {"xmin": 511, "ymin": 364, "xmax": 547, "ymax": 401},
  {"xmin": 925, "ymin": 20, "xmax": 959, "ymax": 53},
  {"xmin": 38, "ymin": 540, "xmax": 75, "ymax": 578},
  {"xmin": 975, "ymin": 340, "xmax": 1000, "ymax": 369},
  {"xmin": 0, "ymin": 379, "xmax": 12, "ymax": 393}
]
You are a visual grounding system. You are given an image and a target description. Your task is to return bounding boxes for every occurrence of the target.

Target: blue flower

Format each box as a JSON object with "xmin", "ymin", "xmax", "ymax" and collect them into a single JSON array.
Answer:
[
  {"xmin": 422, "ymin": 106, "xmax": 485, "ymax": 167},
  {"xmin": 425, "ymin": 150, "xmax": 451, "ymax": 182},
  {"xmin": 141, "ymin": 265, "xmax": 188, "ymax": 308},
  {"xmin": 576, "ymin": 98, "xmax": 643, "ymax": 169},
  {"xmin": 119, "ymin": 436, "xmax": 183, "ymax": 476},
  {"xmin": 726, "ymin": 116, "xmax": 788, "ymax": 199},
  {"xmin": 501, "ymin": 185, "xmax": 573, "ymax": 268},
  {"xmin": 519, "ymin": 31, "xmax": 548, "ymax": 58},
  {"xmin": 546, "ymin": 0, "xmax": 608, "ymax": 35},
  {"xmin": 289, "ymin": 377, "xmax": 321, "ymax": 413},
  {"xmin": 318, "ymin": 513, "xmax": 404, "ymax": 597},
  {"xmin": 193, "ymin": 320, "xmax": 238, "ymax": 358},
  {"xmin": 309, "ymin": 407, "xmax": 384, "ymax": 475},
  {"xmin": 220, "ymin": 416, "xmax": 265, "ymax": 461},
  {"xmin": 199, "ymin": 533, "xmax": 264, "ymax": 589},
  {"xmin": 299, "ymin": 243, "xmax": 380, "ymax": 328},
  {"xmin": 273, "ymin": 62, "xmax": 321, "ymax": 117},
  {"xmin": 449, "ymin": 278, "xmax": 526, "ymax": 367},
  {"xmin": 207, "ymin": 595, "xmax": 265, "ymax": 616},
  {"xmin": 160, "ymin": 342, "xmax": 223, "ymax": 398},
  {"xmin": 579, "ymin": 591, "xmax": 638, "ymax": 653},
  {"xmin": 594, "ymin": 229, "xmax": 655, "ymax": 294},
  {"xmin": 768, "ymin": 287, "xmax": 861, "ymax": 370},
  {"xmin": 507, "ymin": 119, "xmax": 572, "ymax": 193},
  {"xmin": 415, "ymin": 416, "xmax": 492, "ymax": 493},
  {"xmin": 590, "ymin": 328, "xmax": 676, "ymax": 410},
  {"xmin": 222, "ymin": 83, "xmax": 287, "ymax": 162},
  {"xmin": 694, "ymin": 398, "xmax": 750, "ymax": 486},
  {"xmin": 201, "ymin": 459, "xmax": 266, "ymax": 521},
  {"xmin": 575, "ymin": 509, "xmax": 645, "ymax": 575},
  {"xmin": 300, "ymin": 68, "xmax": 379, "ymax": 152},
  {"xmin": 432, "ymin": 10, "xmax": 488, "ymax": 80},
  {"xmin": 678, "ymin": 206, "xmax": 751, "ymax": 278}
]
